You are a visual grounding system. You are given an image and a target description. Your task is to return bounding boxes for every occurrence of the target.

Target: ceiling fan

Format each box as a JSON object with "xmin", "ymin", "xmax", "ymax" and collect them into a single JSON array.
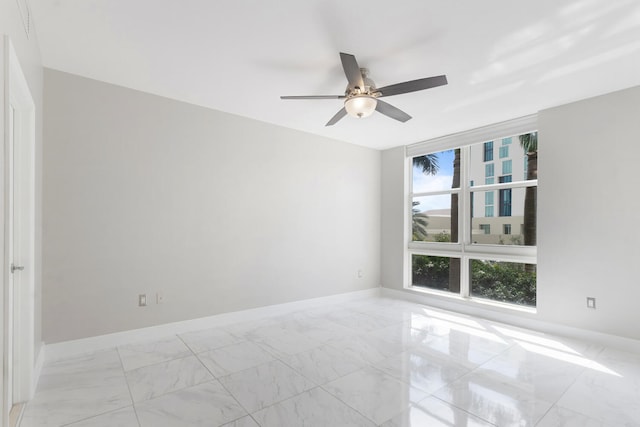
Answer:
[{"xmin": 280, "ymin": 52, "xmax": 447, "ymax": 126}]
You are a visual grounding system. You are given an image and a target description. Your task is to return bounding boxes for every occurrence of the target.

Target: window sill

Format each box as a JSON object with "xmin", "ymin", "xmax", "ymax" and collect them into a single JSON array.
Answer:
[{"xmin": 406, "ymin": 285, "xmax": 537, "ymax": 315}]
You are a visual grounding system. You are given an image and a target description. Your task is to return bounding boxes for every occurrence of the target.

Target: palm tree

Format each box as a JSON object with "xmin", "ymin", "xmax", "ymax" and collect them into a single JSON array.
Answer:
[
  {"xmin": 412, "ymin": 201, "xmax": 429, "ymax": 240},
  {"xmin": 519, "ymin": 132, "xmax": 537, "ymax": 247},
  {"xmin": 413, "ymin": 154, "xmax": 439, "ymax": 175},
  {"xmin": 519, "ymin": 132, "xmax": 537, "ymax": 274},
  {"xmin": 415, "ymin": 151, "xmax": 460, "ymax": 292}
]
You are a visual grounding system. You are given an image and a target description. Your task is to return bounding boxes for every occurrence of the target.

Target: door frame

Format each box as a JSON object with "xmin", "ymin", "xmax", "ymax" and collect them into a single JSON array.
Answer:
[{"xmin": 1, "ymin": 35, "xmax": 36, "ymax": 425}]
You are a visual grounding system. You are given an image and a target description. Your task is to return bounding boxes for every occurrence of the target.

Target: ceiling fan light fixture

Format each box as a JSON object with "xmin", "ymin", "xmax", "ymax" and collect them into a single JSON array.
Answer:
[
  {"xmin": 280, "ymin": 52, "xmax": 447, "ymax": 126},
  {"xmin": 344, "ymin": 95, "xmax": 377, "ymax": 119}
]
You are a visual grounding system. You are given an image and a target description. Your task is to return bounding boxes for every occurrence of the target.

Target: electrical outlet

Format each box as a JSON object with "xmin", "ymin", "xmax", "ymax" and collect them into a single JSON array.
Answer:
[
  {"xmin": 139, "ymin": 294, "xmax": 147, "ymax": 307},
  {"xmin": 358, "ymin": 269, "xmax": 363, "ymax": 278},
  {"xmin": 156, "ymin": 292, "xmax": 164, "ymax": 304},
  {"xmin": 586, "ymin": 297, "xmax": 596, "ymax": 309}
]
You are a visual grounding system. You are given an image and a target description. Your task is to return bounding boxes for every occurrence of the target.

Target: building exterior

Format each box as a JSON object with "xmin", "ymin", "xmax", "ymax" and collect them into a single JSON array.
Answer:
[
  {"xmin": 469, "ymin": 137, "xmax": 528, "ymax": 244},
  {"xmin": 413, "ymin": 136, "xmax": 529, "ymax": 245}
]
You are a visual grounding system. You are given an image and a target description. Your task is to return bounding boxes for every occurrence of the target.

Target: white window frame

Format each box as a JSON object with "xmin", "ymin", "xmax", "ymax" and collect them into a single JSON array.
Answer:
[{"xmin": 405, "ymin": 115, "xmax": 538, "ymax": 306}]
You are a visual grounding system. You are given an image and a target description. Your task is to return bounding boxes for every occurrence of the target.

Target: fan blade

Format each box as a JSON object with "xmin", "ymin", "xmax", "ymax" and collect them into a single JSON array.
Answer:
[
  {"xmin": 281, "ymin": 95, "xmax": 345, "ymax": 100},
  {"xmin": 375, "ymin": 99, "xmax": 412, "ymax": 122},
  {"xmin": 340, "ymin": 53, "xmax": 364, "ymax": 90},
  {"xmin": 325, "ymin": 107, "xmax": 347, "ymax": 126},
  {"xmin": 376, "ymin": 75, "xmax": 447, "ymax": 97}
]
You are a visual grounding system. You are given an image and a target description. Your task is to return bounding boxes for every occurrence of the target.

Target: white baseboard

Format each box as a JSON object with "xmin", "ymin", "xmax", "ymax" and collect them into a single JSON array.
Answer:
[
  {"xmin": 36, "ymin": 284, "xmax": 640, "ymax": 391},
  {"xmin": 382, "ymin": 288, "xmax": 640, "ymax": 354},
  {"xmin": 45, "ymin": 287, "xmax": 381, "ymax": 363}
]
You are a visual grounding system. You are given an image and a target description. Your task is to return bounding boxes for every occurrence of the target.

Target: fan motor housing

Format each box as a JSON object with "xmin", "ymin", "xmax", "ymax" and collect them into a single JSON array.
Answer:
[{"xmin": 346, "ymin": 68, "xmax": 377, "ymax": 96}]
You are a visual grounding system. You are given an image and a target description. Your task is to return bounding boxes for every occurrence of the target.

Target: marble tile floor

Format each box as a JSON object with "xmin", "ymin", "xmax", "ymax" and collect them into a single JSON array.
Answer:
[{"xmin": 19, "ymin": 297, "xmax": 640, "ymax": 427}]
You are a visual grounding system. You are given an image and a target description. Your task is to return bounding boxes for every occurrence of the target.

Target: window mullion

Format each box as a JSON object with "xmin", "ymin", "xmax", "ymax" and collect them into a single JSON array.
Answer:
[
  {"xmin": 461, "ymin": 146, "xmax": 471, "ymax": 249},
  {"xmin": 460, "ymin": 255, "xmax": 470, "ymax": 298},
  {"xmin": 470, "ymin": 179, "xmax": 537, "ymax": 192},
  {"xmin": 460, "ymin": 145, "xmax": 471, "ymax": 298},
  {"xmin": 411, "ymin": 188, "xmax": 461, "ymax": 198}
]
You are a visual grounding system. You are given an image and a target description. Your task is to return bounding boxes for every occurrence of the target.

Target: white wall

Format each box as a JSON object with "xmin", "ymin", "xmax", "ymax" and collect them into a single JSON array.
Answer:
[
  {"xmin": 0, "ymin": 0, "xmax": 44, "ymax": 361},
  {"xmin": 381, "ymin": 85, "xmax": 640, "ymax": 341},
  {"xmin": 381, "ymin": 147, "xmax": 406, "ymax": 291},
  {"xmin": 537, "ymin": 86, "xmax": 640, "ymax": 340},
  {"xmin": 43, "ymin": 69, "xmax": 381, "ymax": 343}
]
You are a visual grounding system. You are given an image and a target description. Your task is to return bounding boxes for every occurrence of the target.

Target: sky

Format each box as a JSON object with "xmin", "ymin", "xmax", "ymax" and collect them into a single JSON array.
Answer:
[{"xmin": 412, "ymin": 149, "xmax": 455, "ymax": 212}]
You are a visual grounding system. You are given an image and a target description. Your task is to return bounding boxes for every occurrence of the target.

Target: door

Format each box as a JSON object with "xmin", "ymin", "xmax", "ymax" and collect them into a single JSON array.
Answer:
[
  {"xmin": 2, "ymin": 36, "xmax": 36, "ymax": 427},
  {"xmin": 5, "ymin": 100, "xmax": 17, "ymax": 425}
]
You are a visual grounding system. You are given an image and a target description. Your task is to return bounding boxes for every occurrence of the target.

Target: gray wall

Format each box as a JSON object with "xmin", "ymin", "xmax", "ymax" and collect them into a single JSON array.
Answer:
[
  {"xmin": 0, "ymin": 1, "xmax": 44, "ymax": 357},
  {"xmin": 381, "ymin": 86, "xmax": 640, "ymax": 341},
  {"xmin": 43, "ymin": 69, "xmax": 381, "ymax": 343}
]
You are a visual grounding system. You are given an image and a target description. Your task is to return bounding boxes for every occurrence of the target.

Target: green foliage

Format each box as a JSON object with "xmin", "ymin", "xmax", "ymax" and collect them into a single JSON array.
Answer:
[
  {"xmin": 412, "ymin": 255, "xmax": 450, "ymax": 290},
  {"xmin": 412, "ymin": 201, "xmax": 429, "ymax": 240},
  {"xmin": 496, "ymin": 234, "xmax": 522, "ymax": 245},
  {"xmin": 434, "ymin": 232, "xmax": 451, "ymax": 242},
  {"xmin": 509, "ymin": 235, "xmax": 523, "ymax": 245},
  {"xmin": 519, "ymin": 132, "xmax": 538, "ymax": 154},
  {"xmin": 470, "ymin": 260, "xmax": 536, "ymax": 306},
  {"xmin": 412, "ymin": 256, "xmax": 536, "ymax": 306}
]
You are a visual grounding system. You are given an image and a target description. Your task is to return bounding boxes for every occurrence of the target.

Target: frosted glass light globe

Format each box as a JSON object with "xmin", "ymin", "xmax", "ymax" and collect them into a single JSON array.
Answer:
[{"xmin": 344, "ymin": 95, "xmax": 377, "ymax": 119}]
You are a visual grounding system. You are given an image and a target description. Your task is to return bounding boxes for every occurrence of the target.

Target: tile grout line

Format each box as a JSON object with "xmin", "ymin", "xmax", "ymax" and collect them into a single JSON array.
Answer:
[
  {"xmin": 271, "ymin": 309, "xmax": 401, "ymax": 425},
  {"xmin": 317, "ymin": 382, "xmax": 378, "ymax": 425},
  {"xmin": 532, "ymin": 362, "xmax": 593, "ymax": 426},
  {"xmin": 217, "ymin": 319, "xmax": 374, "ymax": 424},
  {"xmin": 50, "ymin": 348, "xmax": 137, "ymax": 427},
  {"xmin": 27, "ymin": 298, "xmax": 638, "ymax": 426},
  {"xmin": 382, "ymin": 336, "xmax": 515, "ymax": 426},
  {"xmin": 128, "ymin": 332, "xmax": 254, "ymax": 425},
  {"xmin": 116, "ymin": 345, "xmax": 143, "ymax": 427},
  {"xmin": 430, "ymin": 395, "xmax": 500, "ymax": 427},
  {"xmin": 187, "ymin": 332, "xmax": 271, "ymax": 426},
  {"xmin": 213, "ymin": 367, "xmax": 261, "ymax": 425},
  {"xmin": 57, "ymin": 405, "xmax": 135, "ymax": 427}
]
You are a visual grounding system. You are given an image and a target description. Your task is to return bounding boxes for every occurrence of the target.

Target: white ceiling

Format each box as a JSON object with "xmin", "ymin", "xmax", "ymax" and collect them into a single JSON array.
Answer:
[{"xmin": 31, "ymin": 0, "xmax": 640, "ymax": 150}]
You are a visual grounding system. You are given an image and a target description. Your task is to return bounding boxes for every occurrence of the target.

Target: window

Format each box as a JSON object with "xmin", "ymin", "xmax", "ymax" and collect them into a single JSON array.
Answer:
[
  {"xmin": 502, "ymin": 159, "xmax": 512, "ymax": 174},
  {"xmin": 483, "ymin": 141, "xmax": 493, "ymax": 161},
  {"xmin": 498, "ymin": 176, "xmax": 512, "ymax": 217},
  {"xmin": 485, "ymin": 163, "xmax": 494, "ymax": 178},
  {"xmin": 412, "ymin": 255, "xmax": 459, "ymax": 293},
  {"xmin": 408, "ymin": 127, "xmax": 538, "ymax": 307},
  {"xmin": 499, "ymin": 190, "xmax": 511, "ymax": 217},
  {"xmin": 411, "ymin": 150, "xmax": 459, "ymax": 243},
  {"xmin": 484, "ymin": 191, "xmax": 494, "ymax": 218},
  {"xmin": 470, "ymin": 260, "xmax": 535, "ymax": 305},
  {"xmin": 499, "ymin": 146, "xmax": 509, "ymax": 158},
  {"xmin": 484, "ymin": 191, "xmax": 494, "ymax": 205}
]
